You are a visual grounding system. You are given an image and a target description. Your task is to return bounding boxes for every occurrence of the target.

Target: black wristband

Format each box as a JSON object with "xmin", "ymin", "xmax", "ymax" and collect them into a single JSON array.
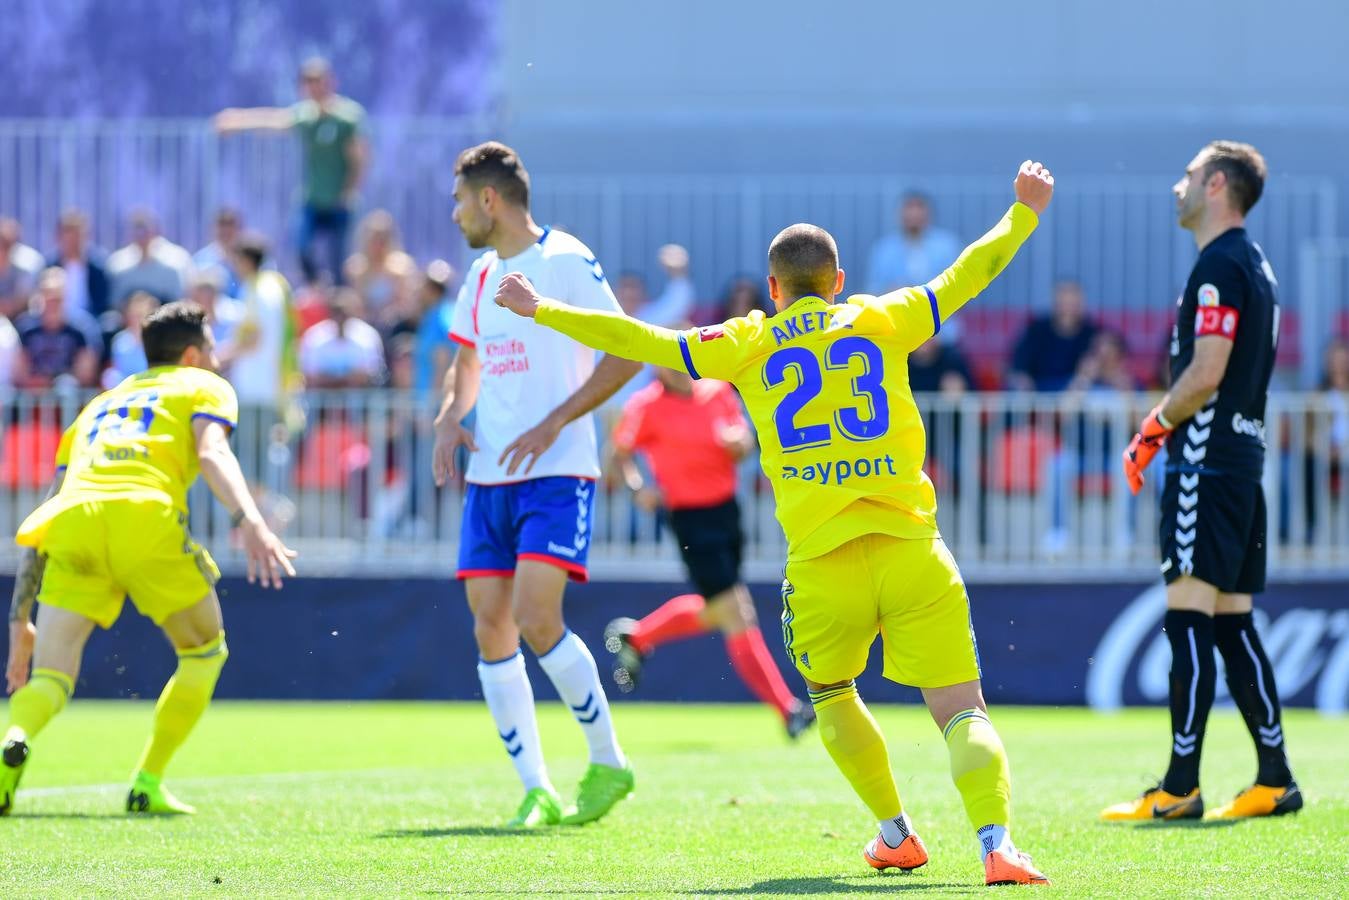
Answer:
[{"xmin": 230, "ymin": 508, "xmax": 246, "ymax": 528}]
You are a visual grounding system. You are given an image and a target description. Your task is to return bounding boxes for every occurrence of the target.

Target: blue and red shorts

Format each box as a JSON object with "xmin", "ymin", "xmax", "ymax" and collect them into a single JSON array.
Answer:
[{"xmin": 457, "ymin": 476, "xmax": 596, "ymax": 582}]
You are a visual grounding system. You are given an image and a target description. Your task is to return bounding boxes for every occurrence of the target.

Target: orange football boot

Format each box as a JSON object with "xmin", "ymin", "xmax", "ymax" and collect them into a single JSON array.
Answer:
[
  {"xmin": 1100, "ymin": 785, "xmax": 1203, "ymax": 821},
  {"xmin": 984, "ymin": 848, "xmax": 1050, "ymax": 886},
  {"xmin": 1206, "ymin": 781, "xmax": 1302, "ymax": 819},
  {"xmin": 862, "ymin": 831, "xmax": 929, "ymax": 872}
]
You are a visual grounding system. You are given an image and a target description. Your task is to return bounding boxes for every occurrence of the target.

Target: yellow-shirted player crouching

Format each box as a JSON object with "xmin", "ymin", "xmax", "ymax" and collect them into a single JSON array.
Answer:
[
  {"xmin": 3, "ymin": 301, "xmax": 296, "ymax": 816},
  {"xmin": 495, "ymin": 162, "xmax": 1056, "ymax": 888}
]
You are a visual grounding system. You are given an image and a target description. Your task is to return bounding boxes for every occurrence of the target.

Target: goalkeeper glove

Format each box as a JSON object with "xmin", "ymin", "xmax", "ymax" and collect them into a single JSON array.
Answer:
[{"xmin": 1123, "ymin": 406, "xmax": 1173, "ymax": 495}]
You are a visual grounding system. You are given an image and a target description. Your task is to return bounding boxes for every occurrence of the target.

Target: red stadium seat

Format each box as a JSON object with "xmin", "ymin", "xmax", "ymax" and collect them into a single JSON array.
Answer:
[
  {"xmin": 989, "ymin": 426, "xmax": 1058, "ymax": 494},
  {"xmin": 1, "ymin": 421, "xmax": 64, "ymax": 489},
  {"xmin": 1276, "ymin": 309, "xmax": 1300, "ymax": 370},
  {"xmin": 295, "ymin": 421, "xmax": 371, "ymax": 490},
  {"xmin": 958, "ymin": 308, "xmax": 1028, "ymax": 390}
]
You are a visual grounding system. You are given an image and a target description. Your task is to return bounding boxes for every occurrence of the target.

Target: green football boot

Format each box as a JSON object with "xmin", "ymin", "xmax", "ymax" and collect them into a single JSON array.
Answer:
[
  {"xmin": 0, "ymin": 738, "xmax": 30, "ymax": 816},
  {"xmin": 561, "ymin": 762, "xmax": 634, "ymax": 826},
  {"xmin": 126, "ymin": 771, "xmax": 196, "ymax": 815},
  {"xmin": 507, "ymin": 786, "xmax": 565, "ymax": 828}
]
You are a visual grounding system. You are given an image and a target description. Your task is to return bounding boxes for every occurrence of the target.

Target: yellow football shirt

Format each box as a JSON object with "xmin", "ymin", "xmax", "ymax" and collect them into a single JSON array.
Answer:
[
  {"xmin": 16, "ymin": 365, "xmax": 238, "ymax": 547},
  {"xmin": 534, "ymin": 202, "xmax": 1039, "ymax": 560}
]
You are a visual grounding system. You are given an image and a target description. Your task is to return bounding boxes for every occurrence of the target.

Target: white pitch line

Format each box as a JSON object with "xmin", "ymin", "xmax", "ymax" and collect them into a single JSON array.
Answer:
[{"xmin": 21, "ymin": 766, "xmax": 435, "ymax": 798}]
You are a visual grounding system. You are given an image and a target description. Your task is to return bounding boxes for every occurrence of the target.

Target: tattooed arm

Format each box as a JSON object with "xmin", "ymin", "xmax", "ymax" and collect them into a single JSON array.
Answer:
[
  {"xmin": 7, "ymin": 471, "xmax": 62, "ymax": 693},
  {"xmin": 8, "ymin": 548, "xmax": 46, "ymax": 627}
]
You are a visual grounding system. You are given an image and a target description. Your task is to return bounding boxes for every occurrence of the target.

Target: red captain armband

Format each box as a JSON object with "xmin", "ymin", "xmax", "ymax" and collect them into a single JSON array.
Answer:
[{"xmin": 1196, "ymin": 306, "xmax": 1239, "ymax": 339}]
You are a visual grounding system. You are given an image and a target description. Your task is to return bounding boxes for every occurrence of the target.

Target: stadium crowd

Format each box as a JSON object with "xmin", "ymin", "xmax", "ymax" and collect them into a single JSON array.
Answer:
[
  {"xmin": 2, "ymin": 198, "xmax": 1346, "ymax": 471},
  {"xmin": 0, "ymin": 208, "xmax": 457, "ymax": 406},
  {"xmin": 9, "ymin": 193, "xmax": 1348, "ymax": 402},
  {"xmin": 0, "ymin": 165, "xmax": 1344, "ymax": 550}
]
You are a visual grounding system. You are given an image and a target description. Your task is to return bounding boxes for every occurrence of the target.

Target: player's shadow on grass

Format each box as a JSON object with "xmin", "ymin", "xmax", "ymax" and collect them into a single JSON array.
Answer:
[
  {"xmin": 705, "ymin": 875, "xmax": 979, "ymax": 895},
  {"xmin": 376, "ymin": 825, "xmax": 580, "ymax": 839}
]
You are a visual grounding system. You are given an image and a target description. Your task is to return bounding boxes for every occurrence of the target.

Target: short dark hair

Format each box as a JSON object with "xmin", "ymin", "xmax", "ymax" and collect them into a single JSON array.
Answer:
[
  {"xmin": 234, "ymin": 231, "xmax": 269, "ymax": 270},
  {"xmin": 144, "ymin": 301, "xmax": 209, "ymax": 366},
  {"xmin": 454, "ymin": 141, "xmax": 530, "ymax": 208},
  {"xmin": 768, "ymin": 224, "xmax": 839, "ymax": 299},
  {"xmin": 1201, "ymin": 140, "xmax": 1266, "ymax": 215}
]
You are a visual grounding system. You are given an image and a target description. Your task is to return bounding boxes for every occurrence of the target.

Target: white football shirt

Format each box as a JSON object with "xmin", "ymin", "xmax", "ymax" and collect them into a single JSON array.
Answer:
[{"xmin": 450, "ymin": 228, "xmax": 622, "ymax": 485}]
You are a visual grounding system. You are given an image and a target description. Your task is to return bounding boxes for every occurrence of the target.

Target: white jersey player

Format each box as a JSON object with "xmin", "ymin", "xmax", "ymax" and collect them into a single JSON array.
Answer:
[{"xmin": 432, "ymin": 142, "xmax": 640, "ymax": 828}]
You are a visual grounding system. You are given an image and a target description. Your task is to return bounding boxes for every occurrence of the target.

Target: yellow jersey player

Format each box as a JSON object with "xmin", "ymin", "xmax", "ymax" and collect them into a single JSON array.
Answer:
[
  {"xmin": 3, "ymin": 301, "xmax": 296, "ymax": 816},
  {"xmin": 495, "ymin": 161, "xmax": 1056, "ymax": 887}
]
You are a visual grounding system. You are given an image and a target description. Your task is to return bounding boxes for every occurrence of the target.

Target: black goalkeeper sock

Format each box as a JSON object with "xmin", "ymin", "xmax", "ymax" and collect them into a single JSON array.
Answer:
[
  {"xmin": 1214, "ymin": 613, "xmax": 1294, "ymax": 787},
  {"xmin": 1160, "ymin": 610, "xmax": 1216, "ymax": 796}
]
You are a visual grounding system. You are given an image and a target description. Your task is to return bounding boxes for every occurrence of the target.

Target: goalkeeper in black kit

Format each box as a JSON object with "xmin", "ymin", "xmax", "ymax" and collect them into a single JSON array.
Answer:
[{"xmin": 1103, "ymin": 141, "xmax": 1301, "ymax": 822}]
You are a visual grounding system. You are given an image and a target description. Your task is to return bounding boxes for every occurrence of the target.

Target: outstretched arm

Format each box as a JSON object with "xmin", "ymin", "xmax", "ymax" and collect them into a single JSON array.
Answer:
[
  {"xmin": 495, "ymin": 274, "xmax": 689, "ymax": 370},
  {"xmin": 213, "ymin": 107, "xmax": 294, "ymax": 133}
]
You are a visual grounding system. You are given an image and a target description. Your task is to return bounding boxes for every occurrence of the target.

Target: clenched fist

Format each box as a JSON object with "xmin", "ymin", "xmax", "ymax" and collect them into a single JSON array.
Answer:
[
  {"xmin": 495, "ymin": 272, "xmax": 542, "ymax": 318},
  {"xmin": 1014, "ymin": 160, "xmax": 1055, "ymax": 215}
]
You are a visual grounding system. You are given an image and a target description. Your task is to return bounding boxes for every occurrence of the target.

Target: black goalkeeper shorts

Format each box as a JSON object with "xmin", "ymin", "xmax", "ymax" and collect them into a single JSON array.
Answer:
[{"xmin": 1159, "ymin": 470, "xmax": 1266, "ymax": 595}]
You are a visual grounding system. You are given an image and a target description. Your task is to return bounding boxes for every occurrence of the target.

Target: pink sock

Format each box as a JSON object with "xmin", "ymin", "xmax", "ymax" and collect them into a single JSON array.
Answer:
[
  {"xmin": 726, "ymin": 627, "xmax": 798, "ymax": 721},
  {"xmin": 630, "ymin": 593, "xmax": 708, "ymax": 654}
]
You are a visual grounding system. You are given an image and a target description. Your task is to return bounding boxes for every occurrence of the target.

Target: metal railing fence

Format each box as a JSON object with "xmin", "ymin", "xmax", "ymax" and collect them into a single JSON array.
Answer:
[
  {"xmin": 3, "ymin": 388, "xmax": 1345, "ymax": 583},
  {"xmin": 0, "ymin": 119, "xmax": 1337, "ymax": 381}
]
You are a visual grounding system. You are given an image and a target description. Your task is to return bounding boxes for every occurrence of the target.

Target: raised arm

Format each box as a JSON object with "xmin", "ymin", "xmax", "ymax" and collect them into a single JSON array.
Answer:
[
  {"xmin": 213, "ymin": 107, "xmax": 294, "ymax": 134},
  {"xmin": 922, "ymin": 161, "xmax": 1054, "ymax": 323},
  {"xmin": 194, "ymin": 418, "xmax": 296, "ymax": 587}
]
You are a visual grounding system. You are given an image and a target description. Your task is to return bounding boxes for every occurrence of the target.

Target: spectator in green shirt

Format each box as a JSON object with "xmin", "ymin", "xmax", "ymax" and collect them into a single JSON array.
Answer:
[{"xmin": 213, "ymin": 57, "xmax": 369, "ymax": 286}]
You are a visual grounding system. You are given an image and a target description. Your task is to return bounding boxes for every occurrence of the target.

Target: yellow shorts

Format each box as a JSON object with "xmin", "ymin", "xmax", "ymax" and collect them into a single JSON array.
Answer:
[
  {"xmin": 780, "ymin": 534, "xmax": 980, "ymax": 688},
  {"xmin": 34, "ymin": 499, "xmax": 219, "ymax": 629}
]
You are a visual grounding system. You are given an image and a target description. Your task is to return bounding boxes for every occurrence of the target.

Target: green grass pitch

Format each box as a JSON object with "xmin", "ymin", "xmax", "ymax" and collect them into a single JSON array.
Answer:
[{"xmin": 4, "ymin": 702, "xmax": 1345, "ymax": 896}]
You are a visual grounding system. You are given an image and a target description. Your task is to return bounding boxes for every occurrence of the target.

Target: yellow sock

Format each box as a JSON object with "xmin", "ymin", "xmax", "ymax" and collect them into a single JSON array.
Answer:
[
  {"xmin": 134, "ymin": 633, "xmax": 228, "ymax": 778},
  {"xmin": 810, "ymin": 682, "xmax": 902, "ymax": 820},
  {"xmin": 943, "ymin": 708, "xmax": 1011, "ymax": 830},
  {"xmin": 5, "ymin": 669, "xmax": 74, "ymax": 744}
]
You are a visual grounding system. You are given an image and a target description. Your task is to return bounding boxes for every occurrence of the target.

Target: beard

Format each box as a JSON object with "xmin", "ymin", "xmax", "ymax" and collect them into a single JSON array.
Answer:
[
  {"xmin": 460, "ymin": 218, "xmax": 492, "ymax": 249},
  {"xmin": 1177, "ymin": 197, "xmax": 1202, "ymax": 229}
]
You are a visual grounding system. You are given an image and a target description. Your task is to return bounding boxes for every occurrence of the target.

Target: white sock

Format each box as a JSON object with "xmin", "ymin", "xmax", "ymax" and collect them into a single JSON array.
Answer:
[
  {"xmin": 477, "ymin": 651, "xmax": 551, "ymax": 792},
  {"xmin": 879, "ymin": 811, "xmax": 915, "ymax": 848},
  {"xmin": 976, "ymin": 824, "xmax": 1014, "ymax": 861},
  {"xmin": 537, "ymin": 630, "xmax": 626, "ymax": 769}
]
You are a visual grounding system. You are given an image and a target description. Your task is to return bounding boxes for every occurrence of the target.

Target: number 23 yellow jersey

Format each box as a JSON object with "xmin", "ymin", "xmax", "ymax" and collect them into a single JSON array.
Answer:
[
  {"xmin": 533, "ymin": 202, "xmax": 1040, "ymax": 561},
  {"xmin": 674, "ymin": 291, "xmax": 942, "ymax": 560}
]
